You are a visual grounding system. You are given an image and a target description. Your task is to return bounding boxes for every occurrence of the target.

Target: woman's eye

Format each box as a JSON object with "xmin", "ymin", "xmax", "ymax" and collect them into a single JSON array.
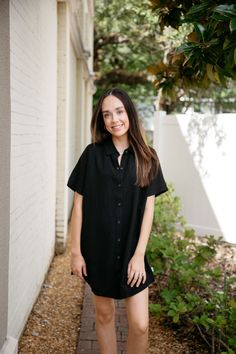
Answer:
[{"xmin": 117, "ymin": 110, "xmax": 123, "ymax": 115}]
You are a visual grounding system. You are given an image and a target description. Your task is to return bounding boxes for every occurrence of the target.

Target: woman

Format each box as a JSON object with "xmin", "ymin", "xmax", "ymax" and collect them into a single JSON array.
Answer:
[{"xmin": 67, "ymin": 88, "xmax": 168, "ymax": 354}]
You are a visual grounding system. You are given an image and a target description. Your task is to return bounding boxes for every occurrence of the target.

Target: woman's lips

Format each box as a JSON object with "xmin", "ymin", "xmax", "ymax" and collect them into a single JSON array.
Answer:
[{"xmin": 112, "ymin": 124, "xmax": 123, "ymax": 131}]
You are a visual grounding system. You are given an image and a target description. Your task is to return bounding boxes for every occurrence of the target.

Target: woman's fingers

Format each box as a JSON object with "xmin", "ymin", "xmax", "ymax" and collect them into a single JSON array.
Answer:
[
  {"xmin": 143, "ymin": 272, "xmax": 147, "ymax": 284},
  {"xmin": 82, "ymin": 263, "xmax": 87, "ymax": 277},
  {"xmin": 127, "ymin": 270, "xmax": 146, "ymax": 287},
  {"xmin": 127, "ymin": 264, "xmax": 131, "ymax": 279},
  {"xmin": 71, "ymin": 258, "xmax": 87, "ymax": 279},
  {"xmin": 127, "ymin": 270, "xmax": 135, "ymax": 285}
]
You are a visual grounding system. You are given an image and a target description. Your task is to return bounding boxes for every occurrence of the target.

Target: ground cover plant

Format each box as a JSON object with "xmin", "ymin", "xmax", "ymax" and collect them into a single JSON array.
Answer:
[{"xmin": 147, "ymin": 184, "xmax": 236, "ymax": 354}]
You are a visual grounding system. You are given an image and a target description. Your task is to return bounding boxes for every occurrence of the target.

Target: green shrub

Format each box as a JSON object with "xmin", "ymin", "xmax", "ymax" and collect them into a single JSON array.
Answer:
[{"xmin": 147, "ymin": 183, "xmax": 236, "ymax": 354}]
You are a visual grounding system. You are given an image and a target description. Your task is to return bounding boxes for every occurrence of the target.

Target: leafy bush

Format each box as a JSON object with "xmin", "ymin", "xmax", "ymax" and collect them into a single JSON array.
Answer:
[{"xmin": 147, "ymin": 184, "xmax": 236, "ymax": 354}]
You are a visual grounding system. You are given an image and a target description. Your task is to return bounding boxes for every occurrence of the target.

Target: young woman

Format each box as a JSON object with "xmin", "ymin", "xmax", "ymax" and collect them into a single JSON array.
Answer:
[{"xmin": 67, "ymin": 88, "xmax": 168, "ymax": 354}]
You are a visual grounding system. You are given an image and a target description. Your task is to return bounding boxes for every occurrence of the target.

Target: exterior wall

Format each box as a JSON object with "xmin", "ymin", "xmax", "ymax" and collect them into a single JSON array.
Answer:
[
  {"xmin": 0, "ymin": 0, "xmax": 11, "ymax": 351},
  {"xmin": 154, "ymin": 111, "xmax": 236, "ymax": 244},
  {"xmin": 0, "ymin": 1, "xmax": 94, "ymax": 352},
  {"xmin": 56, "ymin": 1, "xmax": 70, "ymax": 253},
  {"xmin": 67, "ymin": 40, "xmax": 80, "ymax": 216},
  {"xmin": 8, "ymin": 0, "xmax": 57, "ymax": 340},
  {"xmin": 56, "ymin": 0, "xmax": 94, "ymax": 252}
]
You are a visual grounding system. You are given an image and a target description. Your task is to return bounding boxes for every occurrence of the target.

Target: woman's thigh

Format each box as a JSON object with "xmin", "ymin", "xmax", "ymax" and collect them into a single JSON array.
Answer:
[{"xmin": 125, "ymin": 287, "xmax": 149, "ymax": 331}]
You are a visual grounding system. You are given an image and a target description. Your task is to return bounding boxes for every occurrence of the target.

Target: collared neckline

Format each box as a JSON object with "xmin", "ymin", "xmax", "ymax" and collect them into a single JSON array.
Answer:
[{"xmin": 103, "ymin": 138, "xmax": 133, "ymax": 156}]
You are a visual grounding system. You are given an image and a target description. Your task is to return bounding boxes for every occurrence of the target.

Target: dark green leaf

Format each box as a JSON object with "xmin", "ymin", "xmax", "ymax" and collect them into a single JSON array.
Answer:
[
  {"xmin": 213, "ymin": 5, "xmax": 236, "ymax": 18},
  {"xmin": 230, "ymin": 18, "xmax": 236, "ymax": 32},
  {"xmin": 230, "ymin": 308, "xmax": 236, "ymax": 321},
  {"xmin": 186, "ymin": 3, "xmax": 210, "ymax": 16},
  {"xmin": 211, "ymin": 12, "xmax": 229, "ymax": 21},
  {"xmin": 229, "ymin": 337, "xmax": 236, "ymax": 347},
  {"xmin": 194, "ymin": 23, "xmax": 206, "ymax": 42}
]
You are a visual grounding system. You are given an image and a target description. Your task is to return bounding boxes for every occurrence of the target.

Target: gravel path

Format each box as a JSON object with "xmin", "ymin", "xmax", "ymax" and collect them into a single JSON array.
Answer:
[
  {"xmin": 19, "ymin": 229, "xmax": 208, "ymax": 354},
  {"xmin": 19, "ymin": 230, "xmax": 84, "ymax": 354}
]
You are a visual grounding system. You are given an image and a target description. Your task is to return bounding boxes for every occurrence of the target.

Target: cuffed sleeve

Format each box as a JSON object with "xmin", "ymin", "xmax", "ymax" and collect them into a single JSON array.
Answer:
[{"xmin": 146, "ymin": 163, "xmax": 168, "ymax": 197}]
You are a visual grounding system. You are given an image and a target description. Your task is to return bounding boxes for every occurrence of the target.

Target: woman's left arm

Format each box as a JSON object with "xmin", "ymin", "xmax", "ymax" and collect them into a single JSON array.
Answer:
[{"xmin": 127, "ymin": 195, "xmax": 155, "ymax": 287}]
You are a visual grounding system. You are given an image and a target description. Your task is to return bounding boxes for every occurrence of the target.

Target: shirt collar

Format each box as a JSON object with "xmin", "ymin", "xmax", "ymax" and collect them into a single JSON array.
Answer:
[{"xmin": 103, "ymin": 138, "xmax": 133, "ymax": 156}]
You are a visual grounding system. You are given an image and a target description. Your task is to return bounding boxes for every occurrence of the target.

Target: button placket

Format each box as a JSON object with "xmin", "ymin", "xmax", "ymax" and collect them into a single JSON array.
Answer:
[{"xmin": 114, "ymin": 154, "xmax": 125, "ymax": 263}]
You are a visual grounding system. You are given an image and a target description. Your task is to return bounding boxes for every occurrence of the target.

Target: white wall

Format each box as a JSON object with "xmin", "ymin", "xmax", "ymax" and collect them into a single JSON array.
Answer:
[
  {"xmin": 9, "ymin": 0, "xmax": 57, "ymax": 338},
  {"xmin": 154, "ymin": 111, "xmax": 236, "ymax": 244},
  {"xmin": 0, "ymin": 1, "xmax": 11, "ymax": 350},
  {"xmin": 56, "ymin": 0, "xmax": 94, "ymax": 252},
  {"xmin": 67, "ymin": 40, "xmax": 80, "ymax": 217}
]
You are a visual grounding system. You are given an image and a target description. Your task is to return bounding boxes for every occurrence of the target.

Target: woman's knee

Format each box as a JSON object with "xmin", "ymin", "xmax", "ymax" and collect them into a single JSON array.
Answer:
[
  {"xmin": 129, "ymin": 319, "xmax": 148, "ymax": 336},
  {"xmin": 94, "ymin": 296, "xmax": 115, "ymax": 325}
]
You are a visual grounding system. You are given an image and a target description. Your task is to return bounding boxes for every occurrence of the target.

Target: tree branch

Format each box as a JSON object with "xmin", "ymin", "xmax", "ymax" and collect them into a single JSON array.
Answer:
[
  {"xmin": 94, "ymin": 32, "xmax": 129, "ymax": 51},
  {"xmin": 95, "ymin": 69, "xmax": 148, "ymax": 86}
]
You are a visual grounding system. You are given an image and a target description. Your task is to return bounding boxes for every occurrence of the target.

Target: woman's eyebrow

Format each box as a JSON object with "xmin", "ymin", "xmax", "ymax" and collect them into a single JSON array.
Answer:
[{"xmin": 102, "ymin": 106, "xmax": 124, "ymax": 113}]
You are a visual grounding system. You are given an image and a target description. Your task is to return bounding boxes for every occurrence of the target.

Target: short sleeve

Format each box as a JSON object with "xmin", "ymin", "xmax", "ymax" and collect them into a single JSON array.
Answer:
[
  {"xmin": 146, "ymin": 162, "xmax": 168, "ymax": 197},
  {"xmin": 67, "ymin": 146, "xmax": 89, "ymax": 195}
]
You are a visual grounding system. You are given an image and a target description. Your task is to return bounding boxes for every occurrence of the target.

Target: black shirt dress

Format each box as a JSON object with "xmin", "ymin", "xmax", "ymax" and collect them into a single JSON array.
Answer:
[{"xmin": 67, "ymin": 138, "xmax": 168, "ymax": 299}]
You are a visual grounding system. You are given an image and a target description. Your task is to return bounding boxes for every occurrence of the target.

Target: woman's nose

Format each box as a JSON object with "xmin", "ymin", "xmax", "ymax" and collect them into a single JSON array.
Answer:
[{"xmin": 111, "ymin": 113, "xmax": 119, "ymax": 121}]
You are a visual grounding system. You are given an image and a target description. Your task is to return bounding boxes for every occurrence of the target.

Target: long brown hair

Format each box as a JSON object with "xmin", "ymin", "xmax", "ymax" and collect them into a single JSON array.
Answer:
[{"xmin": 91, "ymin": 88, "xmax": 159, "ymax": 187}]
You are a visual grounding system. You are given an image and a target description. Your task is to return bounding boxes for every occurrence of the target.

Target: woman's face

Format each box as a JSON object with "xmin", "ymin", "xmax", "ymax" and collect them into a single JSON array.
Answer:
[{"xmin": 102, "ymin": 95, "xmax": 129, "ymax": 138}]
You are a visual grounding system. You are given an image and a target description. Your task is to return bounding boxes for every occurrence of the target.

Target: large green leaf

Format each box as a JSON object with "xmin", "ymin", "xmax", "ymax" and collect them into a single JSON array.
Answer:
[
  {"xmin": 186, "ymin": 2, "xmax": 210, "ymax": 16},
  {"xmin": 230, "ymin": 18, "xmax": 236, "ymax": 32},
  {"xmin": 213, "ymin": 4, "xmax": 236, "ymax": 18},
  {"xmin": 194, "ymin": 23, "xmax": 206, "ymax": 42}
]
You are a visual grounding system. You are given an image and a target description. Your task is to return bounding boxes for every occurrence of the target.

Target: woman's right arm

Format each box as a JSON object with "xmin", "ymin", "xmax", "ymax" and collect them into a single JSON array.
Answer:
[{"xmin": 70, "ymin": 192, "xmax": 87, "ymax": 279}]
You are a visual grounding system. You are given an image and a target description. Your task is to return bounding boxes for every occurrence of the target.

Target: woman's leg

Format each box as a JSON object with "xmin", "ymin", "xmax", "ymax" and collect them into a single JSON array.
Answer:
[
  {"xmin": 92, "ymin": 294, "xmax": 118, "ymax": 354},
  {"xmin": 125, "ymin": 287, "xmax": 149, "ymax": 354}
]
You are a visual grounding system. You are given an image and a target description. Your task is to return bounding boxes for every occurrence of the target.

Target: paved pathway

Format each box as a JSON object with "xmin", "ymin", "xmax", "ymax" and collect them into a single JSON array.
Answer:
[{"xmin": 77, "ymin": 284, "xmax": 128, "ymax": 354}]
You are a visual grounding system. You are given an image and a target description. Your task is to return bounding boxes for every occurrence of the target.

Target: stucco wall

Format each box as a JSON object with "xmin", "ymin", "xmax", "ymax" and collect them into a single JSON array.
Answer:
[
  {"xmin": 8, "ymin": 0, "xmax": 57, "ymax": 338},
  {"xmin": 154, "ymin": 111, "xmax": 236, "ymax": 244}
]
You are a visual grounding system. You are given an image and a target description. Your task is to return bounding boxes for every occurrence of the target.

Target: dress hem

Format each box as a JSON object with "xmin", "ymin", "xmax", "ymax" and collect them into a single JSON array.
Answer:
[{"xmin": 86, "ymin": 278, "xmax": 154, "ymax": 300}]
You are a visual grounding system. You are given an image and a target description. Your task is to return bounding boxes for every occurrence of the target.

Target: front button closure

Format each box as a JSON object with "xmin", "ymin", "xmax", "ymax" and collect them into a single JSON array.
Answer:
[
  {"xmin": 116, "ymin": 166, "xmax": 119, "ymax": 170},
  {"xmin": 117, "ymin": 238, "xmax": 121, "ymax": 242},
  {"xmin": 117, "ymin": 255, "xmax": 121, "ymax": 259},
  {"xmin": 118, "ymin": 183, "xmax": 121, "ymax": 187},
  {"xmin": 120, "ymin": 167, "xmax": 124, "ymax": 170},
  {"xmin": 117, "ymin": 202, "xmax": 121, "ymax": 206},
  {"xmin": 117, "ymin": 220, "xmax": 121, "ymax": 224}
]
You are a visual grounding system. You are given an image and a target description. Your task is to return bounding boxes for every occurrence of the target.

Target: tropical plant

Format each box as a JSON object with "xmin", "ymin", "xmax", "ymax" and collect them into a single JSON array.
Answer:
[{"xmin": 148, "ymin": 1, "xmax": 236, "ymax": 105}]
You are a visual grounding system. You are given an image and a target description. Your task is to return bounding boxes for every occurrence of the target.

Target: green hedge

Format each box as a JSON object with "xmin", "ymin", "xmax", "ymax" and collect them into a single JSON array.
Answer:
[{"xmin": 147, "ymin": 184, "xmax": 236, "ymax": 354}]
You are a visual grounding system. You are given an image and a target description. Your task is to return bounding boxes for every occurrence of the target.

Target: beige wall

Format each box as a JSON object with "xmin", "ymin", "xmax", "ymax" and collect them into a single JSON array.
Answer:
[
  {"xmin": 0, "ymin": 0, "xmax": 11, "ymax": 351},
  {"xmin": 154, "ymin": 111, "xmax": 236, "ymax": 244}
]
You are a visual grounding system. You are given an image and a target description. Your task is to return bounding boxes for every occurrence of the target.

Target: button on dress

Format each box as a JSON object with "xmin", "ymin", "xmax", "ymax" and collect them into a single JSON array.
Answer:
[{"xmin": 67, "ymin": 138, "xmax": 168, "ymax": 299}]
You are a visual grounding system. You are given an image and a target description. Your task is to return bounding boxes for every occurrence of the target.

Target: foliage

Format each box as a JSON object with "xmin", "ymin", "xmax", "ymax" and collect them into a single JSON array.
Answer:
[
  {"xmin": 148, "ymin": 1, "xmax": 236, "ymax": 105},
  {"xmin": 147, "ymin": 184, "xmax": 236, "ymax": 353},
  {"xmin": 175, "ymin": 81, "xmax": 236, "ymax": 114},
  {"xmin": 94, "ymin": 0, "xmax": 162, "ymax": 103}
]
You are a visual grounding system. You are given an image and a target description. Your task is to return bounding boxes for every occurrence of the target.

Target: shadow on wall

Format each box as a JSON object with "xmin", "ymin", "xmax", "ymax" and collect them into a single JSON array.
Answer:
[
  {"xmin": 185, "ymin": 114, "xmax": 226, "ymax": 178},
  {"xmin": 154, "ymin": 112, "xmax": 236, "ymax": 244}
]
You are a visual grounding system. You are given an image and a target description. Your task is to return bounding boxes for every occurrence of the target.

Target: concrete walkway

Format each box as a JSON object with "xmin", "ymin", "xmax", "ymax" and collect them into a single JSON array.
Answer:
[{"xmin": 77, "ymin": 284, "xmax": 128, "ymax": 354}]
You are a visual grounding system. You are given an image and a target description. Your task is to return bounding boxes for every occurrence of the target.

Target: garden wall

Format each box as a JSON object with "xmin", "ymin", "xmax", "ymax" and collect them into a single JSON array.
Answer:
[{"xmin": 154, "ymin": 111, "xmax": 236, "ymax": 244}]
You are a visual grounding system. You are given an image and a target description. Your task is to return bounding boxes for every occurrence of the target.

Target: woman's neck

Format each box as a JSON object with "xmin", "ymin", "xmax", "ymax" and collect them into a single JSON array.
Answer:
[{"xmin": 112, "ymin": 135, "xmax": 129, "ymax": 152}]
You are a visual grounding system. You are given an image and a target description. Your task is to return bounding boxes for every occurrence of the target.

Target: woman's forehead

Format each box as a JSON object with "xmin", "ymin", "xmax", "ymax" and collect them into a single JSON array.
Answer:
[{"xmin": 102, "ymin": 95, "xmax": 124, "ymax": 111}]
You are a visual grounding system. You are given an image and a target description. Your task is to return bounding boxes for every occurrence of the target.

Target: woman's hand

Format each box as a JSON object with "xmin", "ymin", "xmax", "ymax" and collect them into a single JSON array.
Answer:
[
  {"xmin": 71, "ymin": 253, "xmax": 87, "ymax": 280},
  {"xmin": 127, "ymin": 253, "xmax": 146, "ymax": 287}
]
